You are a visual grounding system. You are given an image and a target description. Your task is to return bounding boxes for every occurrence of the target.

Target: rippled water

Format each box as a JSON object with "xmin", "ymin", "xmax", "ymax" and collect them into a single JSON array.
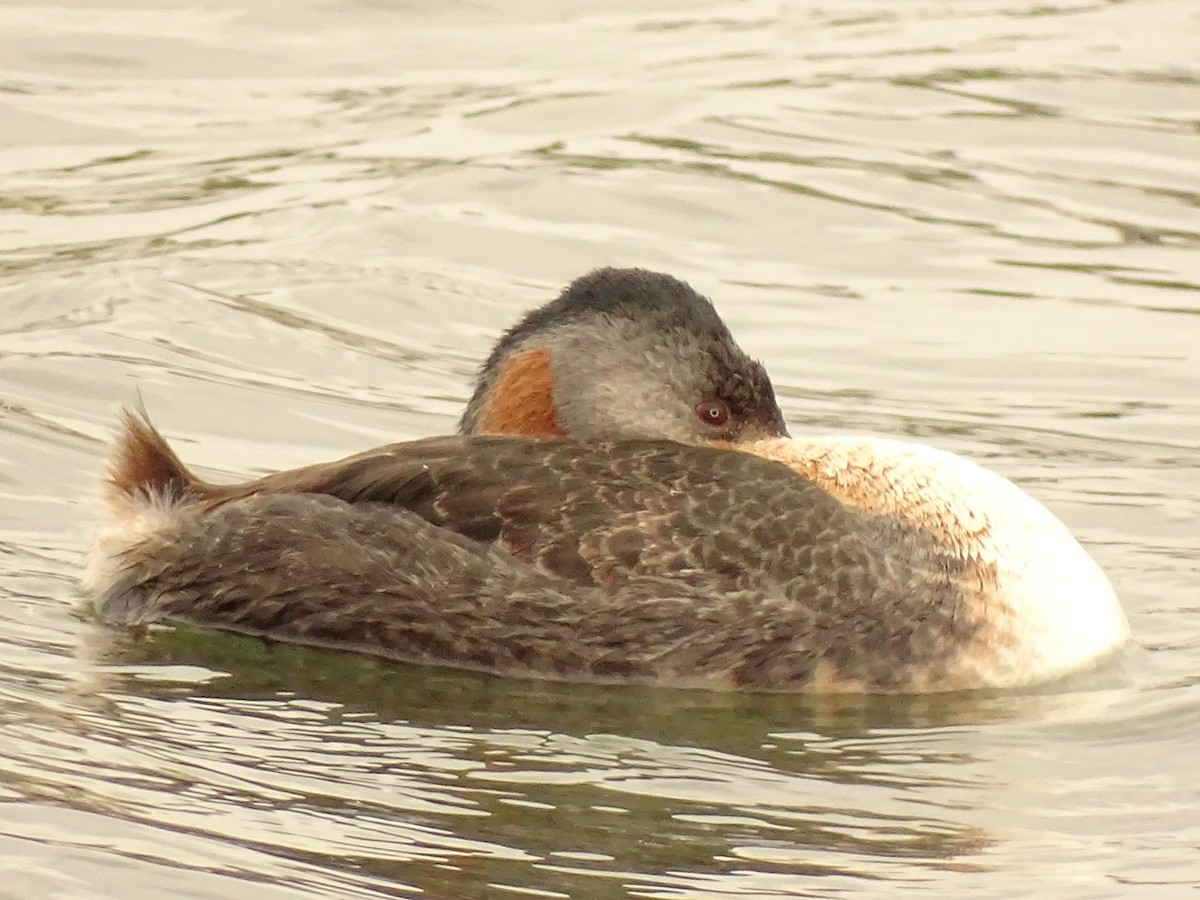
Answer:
[{"xmin": 3, "ymin": 1, "xmax": 1198, "ymax": 897}]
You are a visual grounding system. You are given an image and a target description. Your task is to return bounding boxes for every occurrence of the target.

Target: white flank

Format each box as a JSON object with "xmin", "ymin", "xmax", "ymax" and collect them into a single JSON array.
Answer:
[{"xmin": 749, "ymin": 436, "xmax": 1131, "ymax": 689}]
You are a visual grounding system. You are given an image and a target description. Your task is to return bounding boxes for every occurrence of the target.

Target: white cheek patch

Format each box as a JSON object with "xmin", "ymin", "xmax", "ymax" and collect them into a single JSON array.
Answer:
[{"xmin": 749, "ymin": 436, "xmax": 1131, "ymax": 689}]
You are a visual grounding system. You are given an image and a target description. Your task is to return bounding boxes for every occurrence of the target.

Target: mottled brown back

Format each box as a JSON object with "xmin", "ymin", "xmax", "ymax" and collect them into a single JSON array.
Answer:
[{"xmin": 95, "ymin": 421, "xmax": 983, "ymax": 691}]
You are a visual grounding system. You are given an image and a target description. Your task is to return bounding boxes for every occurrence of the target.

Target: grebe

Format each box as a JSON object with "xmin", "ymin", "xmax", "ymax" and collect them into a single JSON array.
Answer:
[{"xmin": 84, "ymin": 268, "xmax": 1129, "ymax": 692}]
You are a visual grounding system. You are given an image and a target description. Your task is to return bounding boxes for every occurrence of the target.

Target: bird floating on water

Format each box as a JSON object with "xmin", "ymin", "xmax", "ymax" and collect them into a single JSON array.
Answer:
[{"xmin": 84, "ymin": 268, "xmax": 1130, "ymax": 692}]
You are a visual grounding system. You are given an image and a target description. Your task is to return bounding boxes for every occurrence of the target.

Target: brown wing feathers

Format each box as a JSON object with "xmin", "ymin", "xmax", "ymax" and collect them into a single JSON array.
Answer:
[
  {"xmin": 107, "ymin": 407, "xmax": 821, "ymax": 588},
  {"xmin": 97, "ymin": 409, "xmax": 982, "ymax": 689}
]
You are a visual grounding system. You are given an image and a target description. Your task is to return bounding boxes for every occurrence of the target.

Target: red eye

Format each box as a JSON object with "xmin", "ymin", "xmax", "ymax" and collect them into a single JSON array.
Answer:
[{"xmin": 695, "ymin": 399, "xmax": 730, "ymax": 428}]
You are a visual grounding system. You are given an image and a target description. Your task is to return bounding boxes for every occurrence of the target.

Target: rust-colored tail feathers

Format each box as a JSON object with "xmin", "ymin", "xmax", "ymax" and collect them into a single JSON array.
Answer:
[{"xmin": 105, "ymin": 406, "xmax": 200, "ymax": 507}]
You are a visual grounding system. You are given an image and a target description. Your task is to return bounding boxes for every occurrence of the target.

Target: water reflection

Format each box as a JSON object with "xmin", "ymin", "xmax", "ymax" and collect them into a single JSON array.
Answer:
[{"xmin": 8, "ymin": 624, "xmax": 1127, "ymax": 895}]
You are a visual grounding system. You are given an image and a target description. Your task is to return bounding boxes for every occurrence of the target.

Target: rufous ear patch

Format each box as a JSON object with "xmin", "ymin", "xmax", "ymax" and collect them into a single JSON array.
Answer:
[{"xmin": 477, "ymin": 349, "xmax": 561, "ymax": 437}]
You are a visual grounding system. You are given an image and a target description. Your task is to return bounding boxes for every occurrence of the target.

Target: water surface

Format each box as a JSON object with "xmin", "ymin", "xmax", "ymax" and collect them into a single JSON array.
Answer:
[{"xmin": 2, "ymin": 1, "xmax": 1199, "ymax": 897}]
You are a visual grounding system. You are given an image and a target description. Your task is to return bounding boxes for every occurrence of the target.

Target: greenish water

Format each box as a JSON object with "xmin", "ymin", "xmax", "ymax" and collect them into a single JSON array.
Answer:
[{"xmin": 2, "ymin": 1, "xmax": 1198, "ymax": 897}]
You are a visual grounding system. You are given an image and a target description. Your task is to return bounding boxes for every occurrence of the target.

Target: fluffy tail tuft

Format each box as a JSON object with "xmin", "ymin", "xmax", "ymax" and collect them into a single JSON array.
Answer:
[
  {"xmin": 105, "ymin": 406, "xmax": 199, "ymax": 508},
  {"xmin": 85, "ymin": 405, "xmax": 205, "ymax": 609}
]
